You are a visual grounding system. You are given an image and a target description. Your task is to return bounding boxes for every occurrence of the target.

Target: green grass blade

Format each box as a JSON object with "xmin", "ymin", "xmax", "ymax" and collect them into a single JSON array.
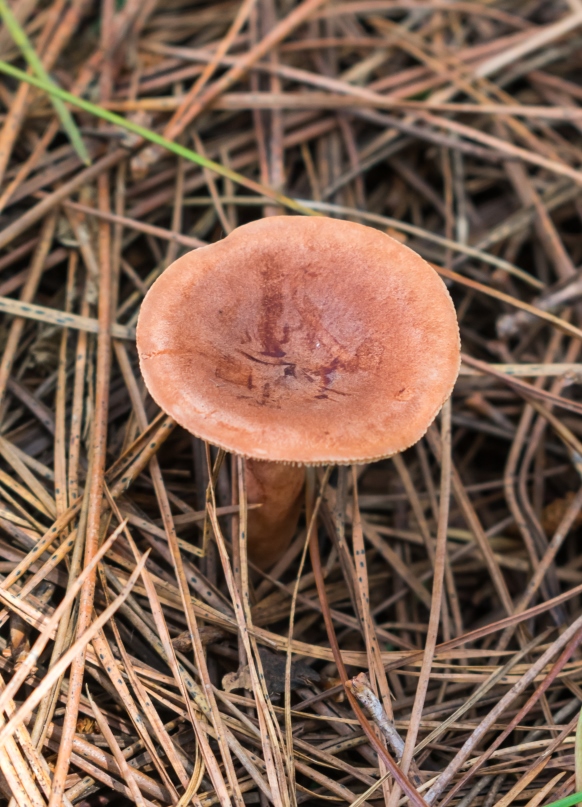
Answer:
[
  {"xmin": 0, "ymin": 58, "xmax": 317, "ymax": 217},
  {"xmin": 0, "ymin": 0, "xmax": 91, "ymax": 165},
  {"xmin": 542, "ymin": 792, "xmax": 582, "ymax": 807}
]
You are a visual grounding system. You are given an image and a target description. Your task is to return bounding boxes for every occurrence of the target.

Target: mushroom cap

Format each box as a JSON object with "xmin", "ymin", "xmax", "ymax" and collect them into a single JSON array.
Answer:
[{"xmin": 137, "ymin": 216, "xmax": 460, "ymax": 464}]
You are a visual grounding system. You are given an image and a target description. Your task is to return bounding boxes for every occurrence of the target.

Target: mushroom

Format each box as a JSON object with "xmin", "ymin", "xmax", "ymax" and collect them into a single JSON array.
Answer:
[{"xmin": 137, "ymin": 216, "xmax": 460, "ymax": 569}]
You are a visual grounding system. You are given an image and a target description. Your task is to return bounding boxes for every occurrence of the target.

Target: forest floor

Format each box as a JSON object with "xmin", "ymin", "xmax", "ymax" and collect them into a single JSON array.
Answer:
[{"xmin": 0, "ymin": 1, "xmax": 581, "ymax": 806}]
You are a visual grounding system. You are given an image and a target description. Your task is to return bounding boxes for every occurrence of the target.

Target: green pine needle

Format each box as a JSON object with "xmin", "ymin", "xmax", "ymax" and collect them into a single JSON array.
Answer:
[
  {"xmin": 0, "ymin": 58, "xmax": 318, "ymax": 218},
  {"xmin": 541, "ymin": 792, "xmax": 582, "ymax": 807},
  {"xmin": 0, "ymin": 0, "xmax": 91, "ymax": 166}
]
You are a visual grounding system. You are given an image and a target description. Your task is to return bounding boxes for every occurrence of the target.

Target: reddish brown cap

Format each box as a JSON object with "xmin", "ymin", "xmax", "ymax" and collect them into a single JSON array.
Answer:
[{"xmin": 137, "ymin": 216, "xmax": 460, "ymax": 464}]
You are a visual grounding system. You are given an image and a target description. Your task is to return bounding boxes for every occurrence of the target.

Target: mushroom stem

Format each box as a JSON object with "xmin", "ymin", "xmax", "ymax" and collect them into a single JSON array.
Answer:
[{"xmin": 245, "ymin": 459, "xmax": 306, "ymax": 570}]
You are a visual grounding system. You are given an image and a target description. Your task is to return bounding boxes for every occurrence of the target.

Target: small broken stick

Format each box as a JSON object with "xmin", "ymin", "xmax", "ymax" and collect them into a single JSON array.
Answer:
[
  {"xmin": 347, "ymin": 672, "xmax": 424, "ymax": 786},
  {"xmin": 171, "ymin": 625, "xmax": 228, "ymax": 652}
]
